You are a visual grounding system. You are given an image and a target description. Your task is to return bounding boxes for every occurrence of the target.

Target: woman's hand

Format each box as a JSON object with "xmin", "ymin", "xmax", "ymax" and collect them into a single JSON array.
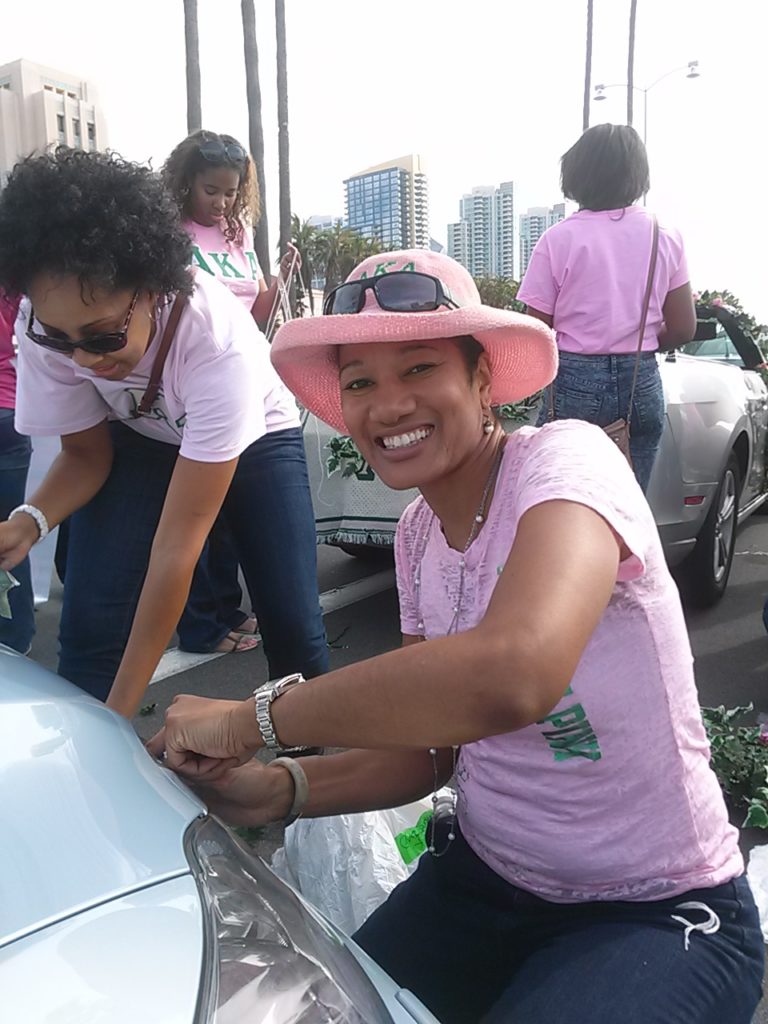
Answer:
[
  {"xmin": 0, "ymin": 515, "xmax": 39, "ymax": 571},
  {"xmin": 278, "ymin": 243, "xmax": 301, "ymax": 283},
  {"xmin": 146, "ymin": 693, "xmax": 263, "ymax": 780},
  {"xmin": 186, "ymin": 759, "xmax": 294, "ymax": 827}
]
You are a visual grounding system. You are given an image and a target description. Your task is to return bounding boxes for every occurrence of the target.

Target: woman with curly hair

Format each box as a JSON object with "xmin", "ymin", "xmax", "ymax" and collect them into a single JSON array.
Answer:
[
  {"xmin": 162, "ymin": 130, "xmax": 299, "ymax": 656},
  {"xmin": 0, "ymin": 148, "xmax": 327, "ymax": 717}
]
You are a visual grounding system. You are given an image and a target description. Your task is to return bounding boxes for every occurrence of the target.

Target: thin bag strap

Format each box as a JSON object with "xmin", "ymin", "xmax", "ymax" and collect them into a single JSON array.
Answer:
[
  {"xmin": 625, "ymin": 214, "xmax": 659, "ymax": 420},
  {"xmin": 135, "ymin": 293, "xmax": 188, "ymax": 417}
]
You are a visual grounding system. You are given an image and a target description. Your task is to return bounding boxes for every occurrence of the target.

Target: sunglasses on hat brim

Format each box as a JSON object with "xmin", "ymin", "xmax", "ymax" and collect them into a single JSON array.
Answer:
[{"xmin": 323, "ymin": 271, "xmax": 461, "ymax": 317}]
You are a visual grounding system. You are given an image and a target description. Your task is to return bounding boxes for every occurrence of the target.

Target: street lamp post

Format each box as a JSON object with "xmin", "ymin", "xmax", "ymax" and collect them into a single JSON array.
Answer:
[{"xmin": 593, "ymin": 61, "xmax": 700, "ymax": 146}]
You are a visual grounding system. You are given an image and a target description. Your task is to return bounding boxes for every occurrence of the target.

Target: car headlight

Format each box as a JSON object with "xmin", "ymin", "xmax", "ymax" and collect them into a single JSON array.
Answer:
[{"xmin": 186, "ymin": 816, "xmax": 394, "ymax": 1023}]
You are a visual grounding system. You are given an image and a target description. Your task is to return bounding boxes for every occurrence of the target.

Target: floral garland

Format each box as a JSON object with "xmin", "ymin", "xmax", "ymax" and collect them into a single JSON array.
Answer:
[{"xmin": 694, "ymin": 289, "xmax": 768, "ymax": 350}]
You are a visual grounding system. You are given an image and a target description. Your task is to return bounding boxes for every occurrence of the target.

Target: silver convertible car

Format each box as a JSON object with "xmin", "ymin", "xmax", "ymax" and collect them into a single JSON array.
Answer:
[
  {"xmin": 0, "ymin": 651, "xmax": 439, "ymax": 1024},
  {"xmin": 305, "ymin": 307, "xmax": 768, "ymax": 609}
]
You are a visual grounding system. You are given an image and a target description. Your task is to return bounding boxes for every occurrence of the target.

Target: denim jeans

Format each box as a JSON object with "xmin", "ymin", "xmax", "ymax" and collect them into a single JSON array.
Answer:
[
  {"xmin": 0, "ymin": 408, "xmax": 35, "ymax": 653},
  {"xmin": 58, "ymin": 423, "xmax": 328, "ymax": 701},
  {"xmin": 177, "ymin": 517, "xmax": 250, "ymax": 652},
  {"xmin": 537, "ymin": 350, "xmax": 665, "ymax": 493},
  {"xmin": 354, "ymin": 826, "xmax": 764, "ymax": 1024}
]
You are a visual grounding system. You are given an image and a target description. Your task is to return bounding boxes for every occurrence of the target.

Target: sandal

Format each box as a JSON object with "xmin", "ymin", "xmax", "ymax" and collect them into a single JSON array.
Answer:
[{"xmin": 214, "ymin": 631, "xmax": 261, "ymax": 654}]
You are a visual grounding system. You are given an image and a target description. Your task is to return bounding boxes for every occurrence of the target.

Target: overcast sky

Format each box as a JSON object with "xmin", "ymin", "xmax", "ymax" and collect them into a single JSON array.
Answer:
[{"xmin": 3, "ymin": 0, "xmax": 767, "ymax": 317}]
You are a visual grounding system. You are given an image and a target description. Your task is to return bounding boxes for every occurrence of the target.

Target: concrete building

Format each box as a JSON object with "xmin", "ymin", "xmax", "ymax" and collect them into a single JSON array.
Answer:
[
  {"xmin": 343, "ymin": 155, "xmax": 429, "ymax": 249},
  {"xmin": 446, "ymin": 181, "xmax": 515, "ymax": 279},
  {"xmin": 307, "ymin": 214, "xmax": 342, "ymax": 231},
  {"xmin": 0, "ymin": 58, "xmax": 108, "ymax": 186},
  {"xmin": 519, "ymin": 203, "xmax": 566, "ymax": 276}
]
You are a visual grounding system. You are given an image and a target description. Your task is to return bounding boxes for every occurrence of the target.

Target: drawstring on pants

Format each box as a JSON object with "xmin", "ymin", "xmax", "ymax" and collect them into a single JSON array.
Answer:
[{"xmin": 671, "ymin": 901, "xmax": 721, "ymax": 951}]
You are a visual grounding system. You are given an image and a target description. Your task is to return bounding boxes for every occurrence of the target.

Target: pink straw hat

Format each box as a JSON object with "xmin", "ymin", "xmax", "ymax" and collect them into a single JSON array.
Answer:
[{"xmin": 271, "ymin": 249, "xmax": 558, "ymax": 434}]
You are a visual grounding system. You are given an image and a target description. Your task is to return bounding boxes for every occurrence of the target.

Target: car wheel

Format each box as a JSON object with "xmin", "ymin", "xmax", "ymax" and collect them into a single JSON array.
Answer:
[{"xmin": 679, "ymin": 454, "xmax": 740, "ymax": 608}]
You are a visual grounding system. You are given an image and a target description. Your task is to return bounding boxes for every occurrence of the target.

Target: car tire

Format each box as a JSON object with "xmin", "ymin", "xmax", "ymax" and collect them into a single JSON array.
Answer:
[
  {"xmin": 679, "ymin": 453, "xmax": 740, "ymax": 608},
  {"xmin": 336, "ymin": 542, "xmax": 394, "ymax": 564}
]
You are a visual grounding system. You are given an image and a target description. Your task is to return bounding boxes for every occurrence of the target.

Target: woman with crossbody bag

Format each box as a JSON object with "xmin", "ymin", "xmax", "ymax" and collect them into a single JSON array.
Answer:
[{"xmin": 518, "ymin": 123, "xmax": 697, "ymax": 492}]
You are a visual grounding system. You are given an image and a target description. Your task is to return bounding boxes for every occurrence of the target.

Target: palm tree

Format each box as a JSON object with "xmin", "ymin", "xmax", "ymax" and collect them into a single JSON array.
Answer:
[
  {"xmin": 582, "ymin": 0, "xmax": 594, "ymax": 132},
  {"xmin": 627, "ymin": 0, "xmax": 638, "ymax": 126},
  {"xmin": 275, "ymin": 0, "xmax": 291, "ymax": 262},
  {"xmin": 290, "ymin": 215, "xmax": 318, "ymax": 315},
  {"xmin": 241, "ymin": 0, "xmax": 271, "ymax": 282},
  {"xmin": 183, "ymin": 0, "xmax": 202, "ymax": 133}
]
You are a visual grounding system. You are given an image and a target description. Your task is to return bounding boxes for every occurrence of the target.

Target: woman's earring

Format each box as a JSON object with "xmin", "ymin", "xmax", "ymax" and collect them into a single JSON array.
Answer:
[{"xmin": 483, "ymin": 415, "xmax": 494, "ymax": 435}]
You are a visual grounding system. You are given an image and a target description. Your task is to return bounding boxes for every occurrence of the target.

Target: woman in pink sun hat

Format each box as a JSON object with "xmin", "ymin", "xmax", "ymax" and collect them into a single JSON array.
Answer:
[{"xmin": 150, "ymin": 250, "xmax": 762, "ymax": 1024}]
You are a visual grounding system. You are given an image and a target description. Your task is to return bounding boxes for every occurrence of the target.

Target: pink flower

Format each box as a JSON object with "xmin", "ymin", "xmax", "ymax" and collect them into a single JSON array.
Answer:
[{"xmin": 712, "ymin": 297, "xmax": 723, "ymax": 307}]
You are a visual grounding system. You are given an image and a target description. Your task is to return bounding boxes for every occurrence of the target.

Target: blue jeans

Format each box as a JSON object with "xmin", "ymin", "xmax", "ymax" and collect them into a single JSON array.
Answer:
[
  {"xmin": 0, "ymin": 409, "xmax": 34, "ymax": 653},
  {"xmin": 177, "ymin": 518, "xmax": 251, "ymax": 652},
  {"xmin": 537, "ymin": 351, "xmax": 665, "ymax": 493},
  {"xmin": 354, "ymin": 826, "xmax": 763, "ymax": 1024},
  {"xmin": 58, "ymin": 424, "xmax": 327, "ymax": 701}
]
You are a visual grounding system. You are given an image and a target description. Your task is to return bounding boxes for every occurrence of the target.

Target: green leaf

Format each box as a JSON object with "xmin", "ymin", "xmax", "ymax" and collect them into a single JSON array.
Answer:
[
  {"xmin": 744, "ymin": 801, "xmax": 768, "ymax": 829},
  {"xmin": 139, "ymin": 702, "xmax": 157, "ymax": 716}
]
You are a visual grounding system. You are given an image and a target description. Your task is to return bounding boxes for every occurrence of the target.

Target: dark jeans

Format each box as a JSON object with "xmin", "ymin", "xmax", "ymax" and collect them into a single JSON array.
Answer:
[
  {"xmin": 58, "ymin": 424, "xmax": 328, "ymax": 701},
  {"xmin": 354, "ymin": 826, "xmax": 763, "ymax": 1024},
  {"xmin": 537, "ymin": 350, "xmax": 665, "ymax": 493},
  {"xmin": 0, "ymin": 408, "xmax": 34, "ymax": 654},
  {"xmin": 177, "ymin": 518, "xmax": 251, "ymax": 652}
]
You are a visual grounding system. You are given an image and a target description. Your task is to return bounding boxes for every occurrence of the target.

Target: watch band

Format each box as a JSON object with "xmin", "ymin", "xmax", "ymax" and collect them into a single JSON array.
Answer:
[
  {"xmin": 270, "ymin": 756, "xmax": 310, "ymax": 826},
  {"xmin": 253, "ymin": 673, "xmax": 307, "ymax": 751},
  {"xmin": 9, "ymin": 504, "xmax": 49, "ymax": 543}
]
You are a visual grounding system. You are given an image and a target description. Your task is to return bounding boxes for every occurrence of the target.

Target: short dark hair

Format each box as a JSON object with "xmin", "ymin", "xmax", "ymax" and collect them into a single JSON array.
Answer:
[
  {"xmin": 0, "ymin": 148, "xmax": 193, "ymax": 297},
  {"xmin": 455, "ymin": 335, "xmax": 485, "ymax": 376},
  {"xmin": 560, "ymin": 123, "xmax": 650, "ymax": 210}
]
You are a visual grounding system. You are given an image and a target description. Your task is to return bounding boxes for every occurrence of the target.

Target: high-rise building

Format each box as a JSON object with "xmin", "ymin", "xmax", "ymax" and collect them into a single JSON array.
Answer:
[
  {"xmin": 343, "ymin": 155, "xmax": 429, "ymax": 249},
  {"xmin": 519, "ymin": 203, "xmax": 566, "ymax": 276},
  {"xmin": 0, "ymin": 59, "xmax": 108, "ymax": 187},
  {"xmin": 446, "ymin": 182, "xmax": 515, "ymax": 280}
]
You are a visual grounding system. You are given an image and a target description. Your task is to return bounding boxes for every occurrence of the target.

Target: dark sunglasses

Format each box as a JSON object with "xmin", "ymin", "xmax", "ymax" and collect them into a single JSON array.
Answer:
[
  {"xmin": 198, "ymin": 139, "xmax": 248, "ymax": 164},
  {"xmin": 26, "ymin": 291, "xmax": 140, "ymax": 355},
  {"xmin": 323, "ymin": 271, "xmax": 460, "ymax": 317}
]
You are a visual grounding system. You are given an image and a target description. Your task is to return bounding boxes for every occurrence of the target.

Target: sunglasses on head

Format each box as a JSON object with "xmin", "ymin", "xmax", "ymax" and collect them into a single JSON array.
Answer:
[
  {"xmin": 26, "ymin": 291, "xmax": 140, "ymax": 355},
  {"xmin": 323, "ymin": 271, "xmax": 461, "ymax": 317},
  {"xmin": 198, "ymin": 139, "xmax": 248, "ymax": 164}
]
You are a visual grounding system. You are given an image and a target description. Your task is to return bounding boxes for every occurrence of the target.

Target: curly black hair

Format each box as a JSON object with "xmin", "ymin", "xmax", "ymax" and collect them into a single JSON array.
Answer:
[
  {"xmin": 162, "ymin": 130, "xmax": 259, "ymax": 245},
  {"xmin": 0, "ymin": 148, "xmax": 194, "ymax": 296}
]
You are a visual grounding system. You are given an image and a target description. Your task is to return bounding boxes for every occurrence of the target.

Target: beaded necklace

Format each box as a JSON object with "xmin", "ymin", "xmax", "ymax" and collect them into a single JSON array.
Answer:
[{"xmin": 413, "ymin": 433, "xmax": 508, "ymax": 856}]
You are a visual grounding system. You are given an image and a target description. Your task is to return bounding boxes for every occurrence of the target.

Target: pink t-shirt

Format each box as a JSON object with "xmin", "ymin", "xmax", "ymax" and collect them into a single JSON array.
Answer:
[
  {"xmin": 185, "ymin": 220, "xmax": 262, "ymax": 311},
  {"xmin": 0, "ymin": 292, "xmax": 20, "ymax": 410},
  {"xmin": 517, "ymin": 206, "xmax": 689, "ymax": 354},
  {"xmin": 395, "ymin": 421, "xmax": 742, "ymax": 903},
  {"xmin": 15, "ymin": 270, "xmax": 299, "ymax": 461}
]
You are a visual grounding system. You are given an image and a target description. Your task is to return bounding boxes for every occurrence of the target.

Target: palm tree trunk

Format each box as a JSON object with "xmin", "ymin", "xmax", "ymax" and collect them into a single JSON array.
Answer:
[
  {"xmin": 183, "ymin": 0, "xmax": 202, "ymax": 133},
  {"xmin": 241, "ymin": 0, "xmax": 271, "ymax": 283},
  {"xmin": 274, "ymin": 0, "xmax": 294, "ymax": 312},
  {"xmin": 627, "ymin": 0, "xmax": 638, "ymax": 126},
  {"xmin": 582, "ymin": 0, "xmax": 594, "ymax": 132}
]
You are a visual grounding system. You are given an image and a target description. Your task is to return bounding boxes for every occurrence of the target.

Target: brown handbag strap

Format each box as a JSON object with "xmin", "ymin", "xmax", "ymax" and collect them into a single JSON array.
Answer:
[
  {"xmin": 135, "ymin": 294, "xmax": 188, "ymax": 417},
  {"xmin": 625, "ymin": 214, "xmax": 659, "ymax": 420}
]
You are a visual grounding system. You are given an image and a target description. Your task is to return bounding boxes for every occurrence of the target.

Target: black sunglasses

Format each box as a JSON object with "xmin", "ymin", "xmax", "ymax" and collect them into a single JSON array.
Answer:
[
  {"xmin": 323, "ymin": 271, "xmax": 461, "ymax": 316},
  {"xmin": 198, "ymin": 139, "xmax": 248, "ymax": 164},
  {"xmin": 26, "ymin": 291, "xmax": 140, "ymax": 355}
]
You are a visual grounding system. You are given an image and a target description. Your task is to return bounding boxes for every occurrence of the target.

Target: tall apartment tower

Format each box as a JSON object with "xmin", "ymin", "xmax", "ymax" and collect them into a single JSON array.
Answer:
[
  {"xmin": 519, "ymin": 202, "xmax": 566, "ymax": 276},
  {"xmin": 446, "ymin": 182, "xmax": 515, "ymax": 279},
  {"xmin": 344, "ymin": 155, "xmax": 429, "ymax": 249},
  {"xmin": 0, "ymin": 59, "xmax": 108, "ymax": 187}
]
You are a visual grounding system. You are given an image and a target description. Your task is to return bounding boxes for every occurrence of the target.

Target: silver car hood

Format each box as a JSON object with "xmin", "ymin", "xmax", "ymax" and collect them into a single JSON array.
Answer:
[{"xmin": 0, "ymin": 649, "xmax": 205, "ymax": 948}]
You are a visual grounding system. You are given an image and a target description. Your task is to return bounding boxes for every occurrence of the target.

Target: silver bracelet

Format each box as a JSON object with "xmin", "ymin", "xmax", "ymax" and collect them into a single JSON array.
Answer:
[
  {"xmin": 253, "ymin": 673, "xmax": 307, "ymax": 751},
  {"xmin": 9, "ymin": 504, "xmax": 49, "ymax": 543},
  {"xmin": 270, "ymin": 756, "xmax": 310, "ymax": 826}
]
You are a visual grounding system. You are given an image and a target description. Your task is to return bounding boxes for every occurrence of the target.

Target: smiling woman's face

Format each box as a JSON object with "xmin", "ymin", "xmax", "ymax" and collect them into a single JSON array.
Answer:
[
  {"xmin": 27, "ymin": 273, "xmax": 154, "ymax": 381},
  {"xmin": 338, "ymin": 338, "xmax": 492, "ymax": 491}
]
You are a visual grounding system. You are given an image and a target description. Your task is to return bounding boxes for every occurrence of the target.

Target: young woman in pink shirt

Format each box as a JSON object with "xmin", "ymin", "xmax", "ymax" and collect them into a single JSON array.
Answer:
[
  {"xmin": 518, "ymin": 123, "xmax": 697, "ymax": 492},
  {"xmin": 149, "ymin": 250, "xmax": 761, "ymax": 1024},
  {"xmin": 162, "ymin": 131, "xmax": 300, "ymax": 656}
]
